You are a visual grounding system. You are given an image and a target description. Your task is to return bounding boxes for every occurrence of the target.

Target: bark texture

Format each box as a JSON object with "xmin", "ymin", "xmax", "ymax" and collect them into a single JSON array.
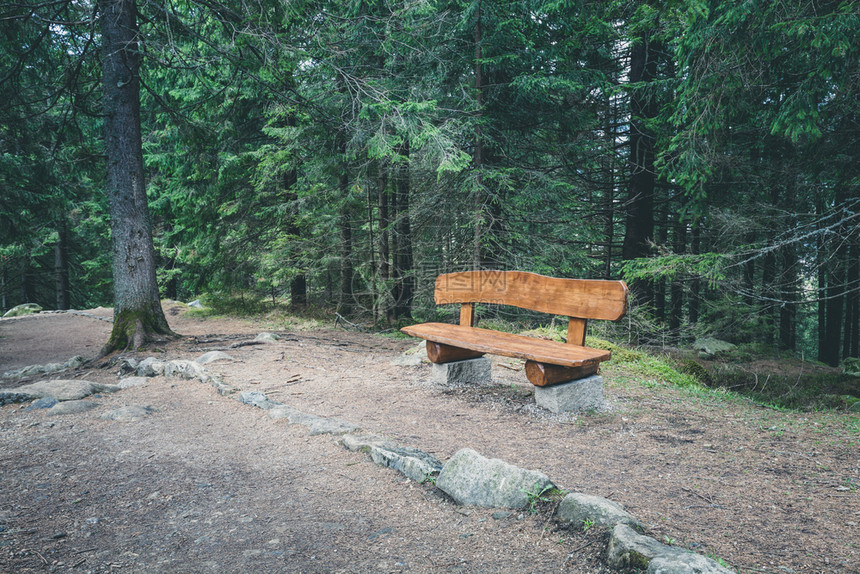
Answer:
[{"xmin": 100, "ymin": 0, "xmax": 173, "ymax": 351}]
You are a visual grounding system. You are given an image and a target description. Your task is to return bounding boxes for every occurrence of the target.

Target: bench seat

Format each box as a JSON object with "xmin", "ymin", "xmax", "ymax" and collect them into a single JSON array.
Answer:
[{"xmin": 402, "ymin": 323, "xmax": 609, "ymax": 367}]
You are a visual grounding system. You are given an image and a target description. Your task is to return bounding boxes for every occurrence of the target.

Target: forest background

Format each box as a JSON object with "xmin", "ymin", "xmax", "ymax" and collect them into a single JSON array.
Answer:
[{"xmin": 1, "ymin": 0, "xmax": 858, "ymax": 368}]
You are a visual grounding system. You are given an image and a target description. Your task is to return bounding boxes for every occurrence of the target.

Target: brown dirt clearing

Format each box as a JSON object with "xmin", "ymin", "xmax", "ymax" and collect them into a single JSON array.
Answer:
[{"xmin": 1, "ymin": 305, "xmax": 858, "ymax": 573}]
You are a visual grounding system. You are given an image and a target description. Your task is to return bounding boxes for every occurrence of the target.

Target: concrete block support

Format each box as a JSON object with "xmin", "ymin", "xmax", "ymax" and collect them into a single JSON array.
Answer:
[
  {"xmin": 534, "ymin": 374, "xmax": 604, "ymax": 413},
  {"xmin": 431, "ymin": 357, "xmax": 492, "ymax": 386}
]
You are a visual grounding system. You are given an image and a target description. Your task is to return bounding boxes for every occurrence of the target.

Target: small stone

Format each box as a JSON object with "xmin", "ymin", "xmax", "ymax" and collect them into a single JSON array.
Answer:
[
  {"xmin": 308, "ymin": 418, "xmax": 360, "ymax": 436},
  {"xmin": 195, "ymin": 351, "xmax": 235, "ymax": 365},
  {"xmin": 492, "ymin": 511, "xmax": 512, "ymax": 520},
  {"xmin": 117, "ymin": 377, "xmax": 149, "ymax": 389},
  {"xmin": 47, "ymin": 400, "xmax": 99, "ymax": 416},
  {"xmin": 25, "ymin": 397, "xmax": 59, "ymax": 411},
  {"xmin": 237, "ymin": 391, "xmax": 280, "ymax": 410},
  {"xmin": 268, "ymin": 405, "xmax": 299, "ymax": 420},
  {"xmin": 99, "ymin": 405, "xmax": 156, "ymax": 422},
  {"xmin": 9, "ymin": 380, "xmax": 115, "ymax": 402},
  {"xmin": 136, "ymin": 357, "xmax": 165, "ymax": 377},
  {"xmin": 2, "ymin": 303, "xmax": 42, "ymax": 317},
  {"xmin": 0, "ymin": 391, "xmax": 33, "ymax": 406},
  {"xmin": 254, "ymin": 332, "xmax": 280, "ymax": 343}
]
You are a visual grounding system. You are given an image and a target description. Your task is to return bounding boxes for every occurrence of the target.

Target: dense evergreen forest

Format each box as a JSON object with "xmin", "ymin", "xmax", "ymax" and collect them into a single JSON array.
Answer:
[{"xmin": 1, "ymin": 0, "xmax": 857, "ymax": 364}]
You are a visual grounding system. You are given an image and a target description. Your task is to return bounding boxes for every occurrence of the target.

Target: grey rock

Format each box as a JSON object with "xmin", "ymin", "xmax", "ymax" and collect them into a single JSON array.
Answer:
[
  {"xmin": 842, "ymin": 357, "xmax": 860, "ymax": 377},
  {"xmin": 187, "ymin": 299, "xmax": 204, "ymax": 308},
  {"xmin": 0, "ymin": 391, "xmax": 33, "ymax": 406},
  {"xmin": 90, "ymin": 382, "xmax": 121, "ymax": 394},
  {"xmin": 268, "ymin": 405, "xmax": 300, "ymax": 420},
  {"xmin": 1, "ymin": 354, "xmax": 85, "ymax": 378},
  {"xmin": 492, "ymin": 511, "xmax": 512, "ymax": 520},
  {"xmin": 535, "ymin": 375, "xmax": 605, "ymax": 413},
  {"xmin": 436, "ymin": 448, "xmax": 556, "ymax": 509},
  {"xmin": 608, "ymin": 525, "xmax": 734, "ymax": 573},
  {"xmin": 237, "ymin": 391, "xmax": 281, "ymax": 410},
  {"xmin": 99, "ymin": 405, "xmax": 156, "ymax": 422},
  {"xmin": 9, "ymin": 380, "xmax": 117, "ymax": 401},
  {"xmin": 117, "ymin": 376, "xmax": 149, "ymax": 389},
  {"xmin": 648, "ymin": 552, "xmax": 736, "ymax": 574},
  {"xmin": 555, "ymin": 492, "xmax": 644, "ymax": 531},
  {"xmin": 207, "ymin": 375, "xmax": 239, "ymax": 396},
  {"xmin": 254, "ymin": 332, "xmax": 280, "ymax": 343},
  {"xmin": 286, "ymin": 410, "xmax": 325, "ymax": 426},
  {"xmin": 607, "ymin": 524, "xmax": 670, "ymax": 570},
  {"xmin": 118, "ymin": 358, "xmax": 138, "ymax": 375},
  {"xmin": 2, "ymin": 364, "xmax": 44, "ymax": 378},
  {"xmin": 341, "ymin": 434, "xmax": 387, "ymax": 452},
  {"xmin": 64, "ymin": 356, "xmax": 84, "ymax": 369},
  {"xmin": 25, "ymin": 397, "xmax": 59, "ymax": 411},
  {"xmin": 164, "ymin": 360, "xmax": 207, "ymax": 380},
  {"xmin": 368, "ymin": 444, "xmax": 442, "ymax": 482},
  {"xmin": 692, "ymin": 337, "xmax": 736, "ymax": 358},
  {"xmin": 342, "ymin": 434, "xmax": 440, "ymax": 482},
  {"xmin": 136, "ymin": 357, "xmax": 165, "ymax": 377},
  {"xmin": 431, "ymin": 357, "xmax": 492, "ymax": 386},
  {"xmin": 308, "ymin": 418, "xmax": 360, "ymax": 436},
  {"xmin": 195, "ymin": 351, "xmax": 235, "ymax": 365},
  {"xmin": 48, "ymin": 400, "xmax": 99, "ymax": 416},
  {"xmin": 2, "ymin": 303, "xmax": 42, "ymax": 317}
]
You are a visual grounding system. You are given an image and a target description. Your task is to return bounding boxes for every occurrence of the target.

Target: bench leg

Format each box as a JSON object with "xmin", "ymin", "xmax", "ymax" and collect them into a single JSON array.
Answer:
[
  {"xmin": 524, "ymin": 360, "xmax": 598, "ymax": 387},
  {"xmin": 426, "ymin": 341, "xmax": 485, "ymax": 364}
]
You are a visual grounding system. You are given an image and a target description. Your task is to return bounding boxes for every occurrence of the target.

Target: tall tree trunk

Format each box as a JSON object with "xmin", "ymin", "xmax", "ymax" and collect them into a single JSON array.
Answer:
[
  {"xmin": 822, "ymin": 188, "xmax": 848, "ymax": 366},
  {"xmin": 779, "ymin": 179, "xmax": 798, "ymax": 352},
  {"xmin": 654, "ymin": 201, "xmax": 667, "ymax": 323},
  {"xmin": 816, "ymin": 195, "xmax": 827, "ymax": 362},
  {"xmin": 761, "ymin": 244, "xmax": 776, "ymax": 346},
  {"xmin": 21, "ymin": 258, "xmax": 36, "ymax": 303},
  {"xmin": 55, "ymin": 221, "xmax": 70, "ymax": 310},
  {"xmin": 689, "ymin": 224, "xmax": 700, "ymax": 324},
  {"xmin": 602, "ymin": 83, "xmax": 616, "ymax": 280},
  {"xmin": 377, "ymin": 165, "xmax": 391, "ymax": 323},
  {"xmin": 622, "ymin": 35, "xmax": 661, "ymax": 308},
  {"xmin": 337, "ymin": 170, "xmax": 353, "ymax": 316},
  {"xmin": 843, "ymin": 237, "xmax": 858, "ymax": 358},
  {"xmin": 100, "ymin": 0, "xmax": 173, "ymax": 352},
  {"xmin": 284, "ymin": 168, "xmax": 306, "ymax": 307},
  {"xmin": 392, "ymin": 142, "xmax": 413, "ymax": 320},
  {"xmin": 472, "ymin": 0, "xmax": 485, "ymax": 269},
  {"xmin": 670, "ymin": 212, "xmax": 686, "ymax": 342}
]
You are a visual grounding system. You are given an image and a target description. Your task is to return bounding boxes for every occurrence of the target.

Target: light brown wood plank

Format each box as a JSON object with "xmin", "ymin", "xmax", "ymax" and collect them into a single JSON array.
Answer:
[
  {"xmin": 459, "ymin": 303, "xmax": 476, "ymax": 327},
  {"xmin": 401, "ymin": 323, "xmax": 610, "ymax": 368},
  {"xmin": 434, "ymin": 271, "xmax": 627, "ymax": 321},
  {"xmin": 567, "ymin": 318, "xmax": 587, "ymax": 346}
]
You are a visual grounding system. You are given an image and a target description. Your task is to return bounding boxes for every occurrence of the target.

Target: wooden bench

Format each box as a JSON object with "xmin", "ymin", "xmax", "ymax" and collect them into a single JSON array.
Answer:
[{"xmin": 401, "ymin": 271, "xmax": 628, "ymax": 387}]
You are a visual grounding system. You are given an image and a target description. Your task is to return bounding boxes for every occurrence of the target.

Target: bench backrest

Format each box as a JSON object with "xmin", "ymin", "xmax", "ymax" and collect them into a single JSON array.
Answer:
[{"xmin": 434, "ymin": 271, "xmax": 627, "ymax": 344}]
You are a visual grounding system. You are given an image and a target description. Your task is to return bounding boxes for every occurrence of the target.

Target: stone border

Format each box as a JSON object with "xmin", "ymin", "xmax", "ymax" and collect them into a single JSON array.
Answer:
[
  {"xmin": 2, "ymin": 348, "xmax": 735, "ymax": 573},
  {"xmin": 158, "ymin": 352, "xmax": 735, "ymax": 574}
]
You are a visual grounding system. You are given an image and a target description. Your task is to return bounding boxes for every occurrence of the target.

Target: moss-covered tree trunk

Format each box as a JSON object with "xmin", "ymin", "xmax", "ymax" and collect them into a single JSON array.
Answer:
[{"xmin": 100, "ymin": 0, "xmax": 174, "ymax": 352}]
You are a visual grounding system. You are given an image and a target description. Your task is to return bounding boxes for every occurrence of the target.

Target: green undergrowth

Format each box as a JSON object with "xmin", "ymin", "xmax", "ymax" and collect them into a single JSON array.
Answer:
[{"xmin": 181, "ymin": 293, "xmax": 328, "ymax": 330}]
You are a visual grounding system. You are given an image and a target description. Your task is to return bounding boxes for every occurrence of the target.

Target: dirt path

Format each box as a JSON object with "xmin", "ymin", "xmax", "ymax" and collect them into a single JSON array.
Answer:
[{"xmin": 1, "ymin": 307, "xmax": 858, "ymax": 573}]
